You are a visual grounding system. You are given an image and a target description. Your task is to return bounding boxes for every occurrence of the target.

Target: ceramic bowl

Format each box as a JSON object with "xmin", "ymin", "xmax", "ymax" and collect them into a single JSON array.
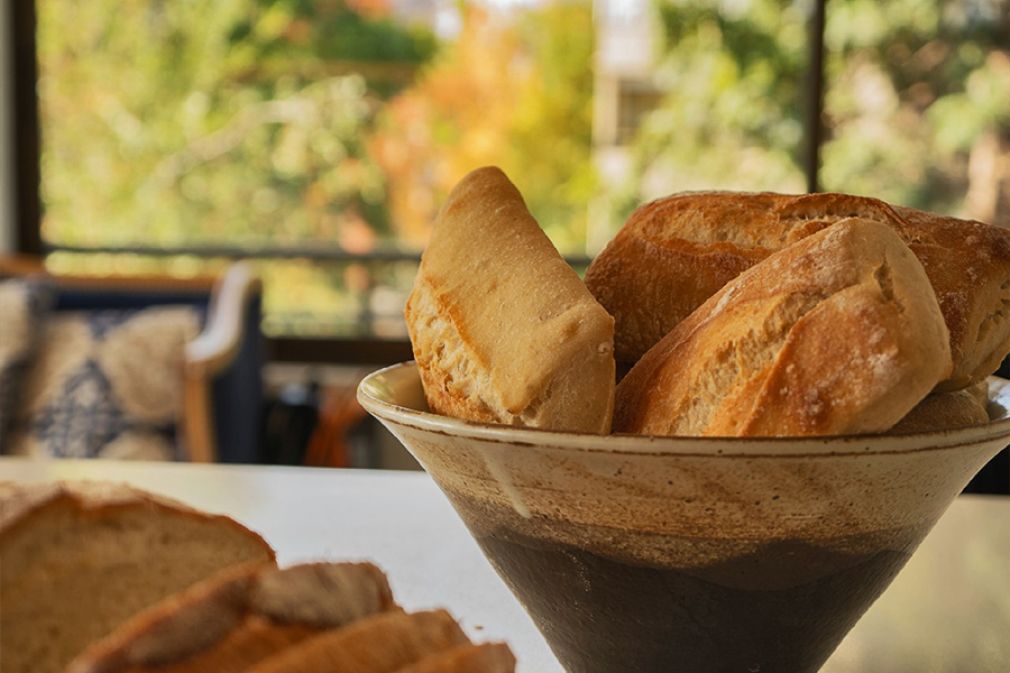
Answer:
[{"xmin": 359, "ymin": 363, "xmax": 1010, "ymax": 673}]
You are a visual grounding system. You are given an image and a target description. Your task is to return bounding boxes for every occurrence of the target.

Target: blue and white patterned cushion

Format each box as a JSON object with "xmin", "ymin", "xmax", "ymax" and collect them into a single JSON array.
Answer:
[
  {"xmin": 9, "ymin": 306, "xmax": 201, "ymax": 461},
  {"xmin": 0, "ymin": 279, "xmax": 50, "ymax": 450}
]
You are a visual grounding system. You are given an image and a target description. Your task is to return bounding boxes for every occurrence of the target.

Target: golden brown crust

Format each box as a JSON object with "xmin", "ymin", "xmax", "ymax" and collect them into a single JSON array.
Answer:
[
  {"xmin": 586, "ymin": 191, "xmax": 1010, "ymax": 389},
  {"xmin": 110, "ymin": 617, "xmax": 318, "ymax": 673},
  {"xmin": 890, "ymin": 206, "xmax": 1010, "ymax": 389},
  {"xmin": 393, "ymin": 643, "xmax": 516, "ymax": 673},
  {"xmin": 886, "ymin": 382, "xmax": 990, "ymax": 434},
  {"xmin": 67, "ymin": 562, "xmax": 396, "ymax": 673},
  {"xmin": 586, "ymin": 230, "xmax": 764, "ymax": 366},
  {"xmin": 0, "ymin": 481, "xmax": 274, "ymax": 559},
  {"xmin": 246, "ymin": 610, "xmax": 470, "ymax": 673},
  {"xmin": 406, "ymin": 166, "xmax": 615, "ymax": 433},
  {"xmin": 66, "ymin": 564, "xmax": 266, "ymax": 673},
  {"xmin": 613, "ymin": 219, "xmax": 952, "ymax": 437}
]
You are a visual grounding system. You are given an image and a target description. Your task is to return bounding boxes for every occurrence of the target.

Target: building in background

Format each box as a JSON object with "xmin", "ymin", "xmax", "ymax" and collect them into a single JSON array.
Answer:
[{"xmin": 589, "ymin": 0, "xmax": 662, "ymax": 247}]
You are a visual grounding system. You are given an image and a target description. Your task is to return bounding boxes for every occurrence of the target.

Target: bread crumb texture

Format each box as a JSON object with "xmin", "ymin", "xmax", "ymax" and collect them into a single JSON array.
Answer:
[
  {"xmin": 613, "ymin": 219, "xmax": 952, "ymax": 437},
  {"xmin": 406, "ymin": 166, "xmax": 614, "ymax": 433},
  {"xmin": 0, "ymin": 481, "xmax": 274, "ymax": 673},
  {"xmin": 586, "ymin": 191, "xmax": 1010, "ymax": 391}
]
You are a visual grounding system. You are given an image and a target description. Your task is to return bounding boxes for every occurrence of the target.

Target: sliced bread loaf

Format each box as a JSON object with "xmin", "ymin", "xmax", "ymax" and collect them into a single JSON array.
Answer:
[
  {"xmin": 393, "ymin": 644, "xmax": 516, "ymax": 673},
  {"xmin": 67, "ymin": 561, "xmax": 396, "ymax": 673},
  {"xmin": 0, "ymin": 481, "xmax": 275, "ymax": 673},
  {"xmin": 246, "ymin": 609, "xmax": 471, "ymax": 673}
]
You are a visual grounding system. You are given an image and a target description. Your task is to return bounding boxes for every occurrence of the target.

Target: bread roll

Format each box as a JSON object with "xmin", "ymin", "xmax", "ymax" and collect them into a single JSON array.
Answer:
[
  {"xmin": 613, "ymin": 218, "xmax": 952, "ymax": 437},
  {"xmin": 406, "ymin": 166, "xmax": 615, "ymax": 433},
  {"xmin": 887, "ymin": 381, "xmax": 989, "ymax": 434},
  {"xmin": 67, "ymin": 562, "xmax": 396, "ymax": 673},
  {"xmin": 586, "ymin": 191, "xmax": 1010, "ymax": 390},
  {"xmin": 0, "ymin": 481, "xmax": 275, "ymax": 673}
]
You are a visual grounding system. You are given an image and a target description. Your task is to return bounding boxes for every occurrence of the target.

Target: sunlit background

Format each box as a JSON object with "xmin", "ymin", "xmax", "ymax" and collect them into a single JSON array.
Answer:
[{"xmin": 36, "ymin": 0, "xmax": 1010, "ymax": 337}]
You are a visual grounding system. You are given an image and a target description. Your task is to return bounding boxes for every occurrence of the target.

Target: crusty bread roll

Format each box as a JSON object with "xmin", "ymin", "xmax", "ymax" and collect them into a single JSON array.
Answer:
[
  {"xmin": 246, "ymin": 610, "xmax": 470, "ymax": 673},
  {"xmin": 67, "ymin": 562, "xmax": 396, "ymax": 673},
  {"xmin": 887, "ymin": 381, "xmax": 990, "ymax": 434},
  {"xmin": 586, "ymin": 191, "xmax": 1010, "ymax": 390},
  {"xmin": 405, "ymin": 166, "xmax": 615, "ymax": 433},
  {"xmin": 0, "ymin": 481, "xmax": 275, "ymax": 673},
  {"xmin": 613, "ymin": 218, "xmax": 952, "ymax": 437}
]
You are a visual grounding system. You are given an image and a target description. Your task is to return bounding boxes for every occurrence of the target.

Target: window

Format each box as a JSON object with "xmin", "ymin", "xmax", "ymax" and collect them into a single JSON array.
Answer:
[
  {"xmin": 822, "ymin": 1, "xmax": 1010, "ymax": 225},
  {"xmin": 9, "ymin": 0, "xmax": 1010, "ymax": 360}
]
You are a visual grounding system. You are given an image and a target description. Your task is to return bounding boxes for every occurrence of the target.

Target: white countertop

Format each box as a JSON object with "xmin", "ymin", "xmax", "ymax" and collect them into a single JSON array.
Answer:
[{"xmin": 2, "ymin": 457, "xmax": 1008, "ymax": 672}]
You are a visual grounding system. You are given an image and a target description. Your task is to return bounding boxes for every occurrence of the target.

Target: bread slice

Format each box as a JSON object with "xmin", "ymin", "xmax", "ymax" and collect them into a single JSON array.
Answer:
[
  {"xmin": 246, "ymin": 610, "xmax": 470, "ymax": 673},
  {"xmin": 586, "ymin": 191, "xmax": 1010, "ymax": 390},
  {"xmin": 0, "ymin": 481, "xmax": 275, "ymax": 673},
  {"xmin": 613, "ymin": 218, "xmax": 952, "ymax": 436},
  {"xmin": 405, "ymin": 166, "xmax": 615, "ymax": 433},
  {"xmin": 887, "ymin": 381, "xmax": 990, "ymax": 434},
  {"xmin": 392, "ymin": 644, "xmax": 515, "ymax": 673},
  {"xmin": 66, "ymin": 562, "xmax": 396, "ymax": 673}
]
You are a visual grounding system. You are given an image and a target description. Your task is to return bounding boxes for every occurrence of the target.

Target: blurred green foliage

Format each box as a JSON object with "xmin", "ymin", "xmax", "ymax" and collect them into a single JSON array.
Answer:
[
  {"xmin": 39, "ymin": 0, "xmax": 435, "ymax": 250},
  {"xmin": 38, "ymin": 0, "xmax": 1010, "ymax": 336},
  {"xmin": 370, "ymin": 2, "xmax": 596, "ymax": 251},
  {"xmin": 822, "ymin": 0, "xmax": 1010, "ymax": 218},
  {"xmin": 39, "ymin": 0, "xmax": 439, "ymax": 332},
  {"xmin": 611, "ymin": 0, "xmax": 809, "ymax": 222}
]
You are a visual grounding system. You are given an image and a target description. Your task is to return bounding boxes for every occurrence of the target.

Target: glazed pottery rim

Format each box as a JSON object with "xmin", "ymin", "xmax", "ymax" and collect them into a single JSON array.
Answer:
[{"xmin": 357, "ymin": 362, "xmax": 1010, "ymax": 458}]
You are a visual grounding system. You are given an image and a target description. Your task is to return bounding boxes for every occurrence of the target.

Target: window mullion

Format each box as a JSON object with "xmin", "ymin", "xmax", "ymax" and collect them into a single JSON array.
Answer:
[{"xmin": 804, "ymin": 0, "xmax": 827, "ymax": 194}]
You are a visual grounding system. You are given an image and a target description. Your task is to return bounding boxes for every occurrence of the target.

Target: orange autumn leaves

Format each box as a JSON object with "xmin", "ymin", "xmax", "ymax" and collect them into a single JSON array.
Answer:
[{"xmin": 371, "ymin": 3, "xmax": 595, "ymax": 250}]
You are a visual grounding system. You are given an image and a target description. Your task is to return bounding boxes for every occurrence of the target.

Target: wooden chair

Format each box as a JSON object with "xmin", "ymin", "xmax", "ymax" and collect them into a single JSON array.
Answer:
[{"xmin": 0, "ymin": 257, "xmax": 263, "ymax": 463}]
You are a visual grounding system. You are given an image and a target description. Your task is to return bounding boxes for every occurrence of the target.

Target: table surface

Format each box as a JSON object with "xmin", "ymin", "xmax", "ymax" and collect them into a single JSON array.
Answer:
[{"xmin": 2, "ymin": 457, "xmax": 1008, "ymax": 673}]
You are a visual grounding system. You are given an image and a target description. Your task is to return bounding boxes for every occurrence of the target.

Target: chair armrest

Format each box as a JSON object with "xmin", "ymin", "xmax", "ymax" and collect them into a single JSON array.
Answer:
[
  {"xmin": 182, "ymin": 262, "xmax": 262, "ymax": 462},
  {"xmin": 185, "ymin": 262, "xmax": 261, "ymax": 376}
]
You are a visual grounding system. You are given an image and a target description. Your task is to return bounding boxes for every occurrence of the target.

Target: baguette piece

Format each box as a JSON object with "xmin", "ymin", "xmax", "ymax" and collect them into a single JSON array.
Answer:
[
  {"xmin": 67, "ymin": 562, "xmax": 396, "ymax": 673},
  {"xmin": 586, "ymin": 191, "xmax": 1010, "ymax": 390},
  {"xmin": 246, "ymin": 610, "xmax": 470, "ymax": 673},
  {"xmin": 613, "ymin": 218, "xmax": 952, "ymax": 436},
  {"xmin": 405, "ymin": 166, "xmax": 615, "ymax": 433},
  {"xmin": 393, "ymin": 644, "xmax": 516, "ymax": 673},
  {"xmin": 886, "ymin": 382, "xmax": 989, "ymax": 434},
  {"xmin": 0, "ymin": 481, "xmax": 275, "ymax": 673}
]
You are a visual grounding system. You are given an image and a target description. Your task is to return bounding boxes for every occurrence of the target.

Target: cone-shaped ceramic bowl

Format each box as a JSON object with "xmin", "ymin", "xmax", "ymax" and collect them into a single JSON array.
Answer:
[{"xmin": 358, "ymin": 363, "xmax": 1010, "ymax": 673}]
